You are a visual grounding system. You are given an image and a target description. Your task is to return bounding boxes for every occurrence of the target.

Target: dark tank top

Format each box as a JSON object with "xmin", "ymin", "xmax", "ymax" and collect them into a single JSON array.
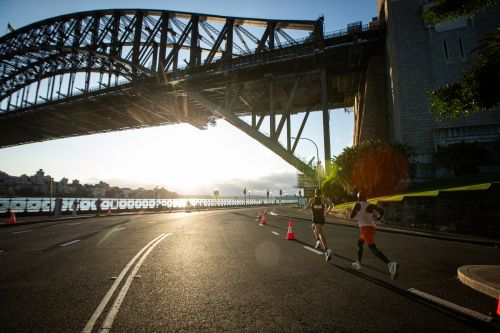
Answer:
[{"xmin": 311, "ymin": 196, "xmax": 325, "ymax": 223}]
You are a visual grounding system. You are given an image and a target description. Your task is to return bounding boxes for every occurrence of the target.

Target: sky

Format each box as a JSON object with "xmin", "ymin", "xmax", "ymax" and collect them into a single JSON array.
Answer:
[{"xmin": 0, "ymin": 0, "xmax": 377, "ymax": 197}]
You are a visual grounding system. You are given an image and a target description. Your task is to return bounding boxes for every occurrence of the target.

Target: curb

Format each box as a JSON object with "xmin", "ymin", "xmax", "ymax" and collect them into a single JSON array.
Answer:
[
  {"xmin": 458, "ymin": 266, "xmax": 500, "ymax": 299},
  {"xmin": 272, "ymin": 212, "xmax": 500, "ymax": 248}
]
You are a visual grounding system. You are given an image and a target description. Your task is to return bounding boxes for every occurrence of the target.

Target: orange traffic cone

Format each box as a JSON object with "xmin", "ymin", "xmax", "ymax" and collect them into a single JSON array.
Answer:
[
  {"xmin": 260, "ymin": 212, "xmax": 267, "ymax": 226},
  {"xmin": 497, "ymin": 295, "xmax": 500, "ymax": 316},
  {"xmin": 286, "ymin": 220, "xmax": 295, "ymax": 240},
  {"xmin": 9, "ymin": 211, "xmax": 16, "ymax": 224},
  {"xmin": 107, "ymin": 207, "xmax": 112, "ymax": 216}
]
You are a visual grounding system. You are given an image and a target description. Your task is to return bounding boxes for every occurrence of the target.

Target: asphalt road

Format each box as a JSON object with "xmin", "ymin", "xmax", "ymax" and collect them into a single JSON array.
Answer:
[{"xmin": 0, "ymin": 208, "xmax": 499, "ymax": 332}]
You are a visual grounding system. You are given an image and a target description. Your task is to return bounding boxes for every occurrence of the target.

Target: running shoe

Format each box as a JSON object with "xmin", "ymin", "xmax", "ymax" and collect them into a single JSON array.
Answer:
[
  {"xmin": 388, "ymin": 261, "xmax": 400, "ymax": 280},
  {"xmin": 351, "ymin": 261, "xmax": 362, "ymax": 270},
  {"xmin": 315, "ymin": 240, "xmax": 321, "ymax": 249},
  {"xmin": 325, "ymin": 249, "xmax": 333, "ymax": 262}
]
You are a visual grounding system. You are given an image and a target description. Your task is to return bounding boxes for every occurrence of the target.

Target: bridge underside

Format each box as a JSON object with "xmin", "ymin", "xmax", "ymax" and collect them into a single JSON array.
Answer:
[
  {"xmin": 0, "ymin": 41, "xmax": 376, "ymax": 144},
  {"xmin": 0, "ymin": 8, "xmax": 384, "ymax": 179}
]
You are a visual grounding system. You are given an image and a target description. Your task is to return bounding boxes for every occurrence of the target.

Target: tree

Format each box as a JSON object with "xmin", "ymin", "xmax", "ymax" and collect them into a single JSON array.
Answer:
[
  {"xmin": 321, "ymin": 141, "xmax": 412, "ymax": 202},
  {"xmin": 423, "ymin": 0, "xmax": 500, "ymax": 119},
  {"xmin": 421, "ymin": 0, "xmax": 498, "ymax": 24}
]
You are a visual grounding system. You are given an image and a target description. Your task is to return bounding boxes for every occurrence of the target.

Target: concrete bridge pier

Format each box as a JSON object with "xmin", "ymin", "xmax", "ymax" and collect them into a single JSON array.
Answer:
[{"xmin": 354, "ymin": 52, "xmax": 388, "ymax": 145}]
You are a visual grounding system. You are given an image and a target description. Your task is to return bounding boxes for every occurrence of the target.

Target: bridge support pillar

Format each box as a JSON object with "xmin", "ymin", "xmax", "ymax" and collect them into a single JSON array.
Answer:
[
  {"xmin": 354, "ymin": 53, "xmax": 388, "ymax": 145},
  {"xmin": 320, "ymin": 68, "xmax": 331, "ymax": 174}
]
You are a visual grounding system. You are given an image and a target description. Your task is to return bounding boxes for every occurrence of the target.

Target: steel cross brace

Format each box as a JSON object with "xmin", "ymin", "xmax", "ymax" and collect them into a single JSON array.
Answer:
[{"xmin": 185, "ymin": 88, "xmax": 315, "ymax": 179}]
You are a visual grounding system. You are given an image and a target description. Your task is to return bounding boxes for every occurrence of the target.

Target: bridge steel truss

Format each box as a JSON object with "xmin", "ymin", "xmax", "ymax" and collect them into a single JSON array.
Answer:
[{"xmin": 0, "ymin": 9, "xmax": 384, "ymax": 178}]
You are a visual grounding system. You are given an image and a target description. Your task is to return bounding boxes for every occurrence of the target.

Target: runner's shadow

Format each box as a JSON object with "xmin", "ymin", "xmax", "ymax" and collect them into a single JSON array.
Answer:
[
  {"xmin": 261, "ymin": 223, "xmax": 286, "ymax": 231},
  {"xmin": 328, "ymin": 263, "xmax": 493, "ymax": 331},
  {"xmin": 293, "ymin": 238, "xmax": 319, "ymax": 248},
  {"xmin": 332, "ymin": 253, "xmax": 387, "ymax": 275}
]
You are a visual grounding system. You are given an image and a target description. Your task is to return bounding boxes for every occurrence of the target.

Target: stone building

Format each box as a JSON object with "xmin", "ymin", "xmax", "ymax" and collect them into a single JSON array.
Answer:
[{"xmin": 355, "ymin": 0, "xmax": 500, "ymax": 179}]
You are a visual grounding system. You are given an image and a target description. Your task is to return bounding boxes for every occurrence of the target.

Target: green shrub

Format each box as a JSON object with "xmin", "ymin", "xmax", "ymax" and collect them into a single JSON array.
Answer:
[{"xmin": 435, "ymin": 141, "xmax": 490, "ymax": 175}]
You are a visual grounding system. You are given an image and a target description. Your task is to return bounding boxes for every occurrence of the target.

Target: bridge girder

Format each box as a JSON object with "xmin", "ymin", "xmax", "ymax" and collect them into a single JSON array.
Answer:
[
  {"xmin": 0, "ymin": 9, "xmax": 319, "ymax": 109},
  {"xmin": 0, "ymin": 9, "xmax": 385, "ymax": 179}
]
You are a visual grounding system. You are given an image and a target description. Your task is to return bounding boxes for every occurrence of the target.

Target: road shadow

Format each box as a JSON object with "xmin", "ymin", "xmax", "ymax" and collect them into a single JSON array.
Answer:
[{"xmin": 328, "ymin": 262, "xmax": 495, "ymax": 331}]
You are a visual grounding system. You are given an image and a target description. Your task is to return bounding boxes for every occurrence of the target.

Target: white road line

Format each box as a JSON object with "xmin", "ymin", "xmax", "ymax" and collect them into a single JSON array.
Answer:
[
  {"xmin": 99, "ymin": 233, "xmax": 171, "ymax": 333},
  {"xmin": 60, "ymin": 240, "xmax": 80, "ymax": 247},
  {"xmin": 69, "ymin": 222, "xmax": 82, "ymax": 226},
  {"xmin": 271, "ymin": 231, "xmax": 280, "ymax": 236},
  {"xmin": 147, "ymin": 221, "xmax": 158, "ymax": 224},
  {"xmin": 82, "ymin": 233, "xmax": 170, "ymax": 333},
  {"xmin": 408, "ymin": 288, "xmax": 494, "ymax": 323},
  {"xmin": 12, "ymin": 229, "xmax": 32, "ymax": 234},
  {"xmin": 303, "ymin": 246, "xmax": 323, "ymax": 255},
  {"xmin": 114, "ymin": 227, "xmax": 127, "ymax": 231},
  {"xmin": 0, "ymin": 250, "xmax": 4, "ymax": 253}
]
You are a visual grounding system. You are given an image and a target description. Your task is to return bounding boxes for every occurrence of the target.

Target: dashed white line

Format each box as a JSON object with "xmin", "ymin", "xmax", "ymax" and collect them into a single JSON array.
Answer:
[
  {"xmin": 114, "ymin": 227, "xmax": 127, "ymax": 231},
  {"xmin": 12, "ymin": 229, "xmax": 32, "ymax": 234},
  {"xmin": 147, "ymin": 221, "xmax": 158, "ymax": 224},
  {"xmin": 303, "ymin": 245, "xmax": 323, "ymax": 255},
  {"xmin": 271, "ymin": 231, "xmax": 280, "ymax": 236},
  {"xmin": 60, "ymin": 240, "xmax": 80, "ymax": 247},
  {"xmin": 408, "ymin": 288, "xmax": 494, "ymax": 323},
  {"xmin": 68, "ymin": 222, "xmax": 82, "ymax": 226}
]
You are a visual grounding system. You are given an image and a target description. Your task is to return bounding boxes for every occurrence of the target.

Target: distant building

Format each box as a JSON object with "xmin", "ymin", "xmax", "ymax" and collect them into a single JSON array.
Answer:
[{"xmin": 122, "ymin": 188, "xmax": 131, "ymax": 198}]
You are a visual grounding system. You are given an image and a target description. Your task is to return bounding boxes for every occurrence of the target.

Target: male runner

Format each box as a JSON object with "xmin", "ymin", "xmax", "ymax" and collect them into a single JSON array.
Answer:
[
  {"xmin": 350, "ymin": 191, "xmax": 400, "ymax": 280},
  {"xmin": 302, "ymin": 188, "xmax": 333, "ymax": 261}
]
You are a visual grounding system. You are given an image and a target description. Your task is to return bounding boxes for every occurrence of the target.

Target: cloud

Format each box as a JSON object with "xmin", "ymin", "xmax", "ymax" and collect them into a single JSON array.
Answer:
[{"xmin": 193, "ymin": 171, "xmax": 300, "ymax": 197}]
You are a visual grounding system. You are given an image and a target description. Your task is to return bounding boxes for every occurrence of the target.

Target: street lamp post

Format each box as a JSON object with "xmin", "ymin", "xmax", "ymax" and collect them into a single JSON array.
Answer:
[
  {"xmin": 154, "ymin": 186, "xmax": 158, "ymax": 211},
  {"xmin": 49, "ymin": 177, "xmax": 53, "ymax": 217},
  {"xmin": 292, "ymin": 136, "xmax": 322, "ymax": 186}
]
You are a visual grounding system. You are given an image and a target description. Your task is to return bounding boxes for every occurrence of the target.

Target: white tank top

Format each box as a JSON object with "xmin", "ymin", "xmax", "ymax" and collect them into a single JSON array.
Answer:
[{"xmin": 354, "ymin": 202, "xmax": 376, "ymax": 228}]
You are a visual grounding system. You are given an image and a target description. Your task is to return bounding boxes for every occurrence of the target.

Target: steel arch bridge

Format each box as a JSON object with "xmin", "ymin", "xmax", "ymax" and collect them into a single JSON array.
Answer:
[{"xmin": 0, "ymin": 9, "xmax": 384, "ymax": 178}]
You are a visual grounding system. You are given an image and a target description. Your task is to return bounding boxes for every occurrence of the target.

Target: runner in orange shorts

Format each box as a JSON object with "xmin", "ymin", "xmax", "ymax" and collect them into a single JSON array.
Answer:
[{"xmin": 350, "ymin": 191, "xmax": 400, "ymax": 280}]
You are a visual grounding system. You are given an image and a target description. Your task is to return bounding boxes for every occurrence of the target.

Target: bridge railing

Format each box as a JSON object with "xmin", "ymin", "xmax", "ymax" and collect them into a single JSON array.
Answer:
[
  {"xmin": 0, "ymin": 197, "xmax": 299, "ymax": 214},
  {"xmin": 170, "ymin": 22, "xmax": 381, "ymax": 79},
  {"xmin": 7, "ymin": 22, "xmax": 382, "ymax": 110}
]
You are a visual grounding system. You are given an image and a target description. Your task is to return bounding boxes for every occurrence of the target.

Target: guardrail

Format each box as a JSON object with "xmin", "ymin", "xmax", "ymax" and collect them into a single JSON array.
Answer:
[{"xmin": 0, "ymin": 197, "xmax": 299, "ymax": 214}]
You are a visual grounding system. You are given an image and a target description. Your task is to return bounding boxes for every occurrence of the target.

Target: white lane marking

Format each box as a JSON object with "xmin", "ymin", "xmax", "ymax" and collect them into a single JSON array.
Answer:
[
  {"xmin": 69, "ymin": 222, "xmax": 82, "ymax": 226},
  {"xmin": 303, "ymin": 246, "xmax": 323, "ymax": 255},
  {"xmin": 408, "ymin": 288, "xmax": 494, "ymax": 323},
  {"xmin": 82, "ymin": 233, "xmax": 170, "ymax": 333},
  {"xmin": 147, "ymin": 221, "xmax": 158, "ymax": 224},
  {"xmin": 60, "ymin": 240, "xmax": 80, "ymax": 247},
  {"xmin": 0, "ymin": 250, "xmax": 4, "ymax": 253},
  {"xmin": 114, "ymin": 227, "xmax": 127, "ymax": 231},
  {"xmin": 12, "ymin": 229, "xmax": 32, "ymax": 234},
  {"xmin": 271, "ymin": 231, "xmax": 280, "ymax": 236},
  {"xmin": 99, "ymin": 233, "xmax": 171, "ymax": 333}
]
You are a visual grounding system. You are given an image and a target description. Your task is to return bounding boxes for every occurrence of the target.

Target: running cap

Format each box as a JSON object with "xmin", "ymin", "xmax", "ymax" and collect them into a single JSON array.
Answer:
[{"xmin": 357, "ymin": 191, "xmax": 366, "ymax": 201}]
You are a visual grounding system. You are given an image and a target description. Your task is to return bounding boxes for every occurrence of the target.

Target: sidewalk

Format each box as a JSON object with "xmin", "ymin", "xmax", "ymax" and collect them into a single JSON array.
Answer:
[
  {"xmin": 458, "ymin": 266, "xmax": 500, "ymax": 300},
  {"xmin": 271, "ymin": 206, "xmax": 500, "ymax": 301}
]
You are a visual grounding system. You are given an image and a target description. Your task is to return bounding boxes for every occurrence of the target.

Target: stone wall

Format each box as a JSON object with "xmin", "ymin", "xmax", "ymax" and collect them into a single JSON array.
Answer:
[
  {"xmin": 330, "ymin": 184, "xmax": 500, "ymax": 237},
  {"xmin": 377, "ymin": 0, "xmax": 500, "ymax": 179}
]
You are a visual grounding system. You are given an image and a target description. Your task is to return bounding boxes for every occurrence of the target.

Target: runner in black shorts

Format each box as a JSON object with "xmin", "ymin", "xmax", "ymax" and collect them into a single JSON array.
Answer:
[{"xmin": 301, "ymin": 188, "xmax": 333, "ymax": 261}]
